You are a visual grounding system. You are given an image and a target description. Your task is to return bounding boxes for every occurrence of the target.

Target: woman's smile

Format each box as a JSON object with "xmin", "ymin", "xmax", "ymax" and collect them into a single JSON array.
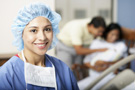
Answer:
[{"xmin": 34, "ymin": 42, "xmax": 49, "ymax": 49}]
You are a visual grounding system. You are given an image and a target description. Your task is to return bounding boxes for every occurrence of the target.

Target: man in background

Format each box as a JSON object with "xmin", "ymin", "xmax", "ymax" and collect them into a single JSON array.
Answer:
[{"xmin": 56, "ymin": 16, "xmax": 107, "ymax": 67}]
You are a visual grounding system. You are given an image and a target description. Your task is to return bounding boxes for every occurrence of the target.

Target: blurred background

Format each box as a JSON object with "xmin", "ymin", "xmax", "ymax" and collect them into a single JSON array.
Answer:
[
  {"xmin": 56, "ymin": 0, "xmax": 113, "ymax": 28},
  {"xmin": 56, "ymin": 0, "xmax": 135, "ymax": 29}
]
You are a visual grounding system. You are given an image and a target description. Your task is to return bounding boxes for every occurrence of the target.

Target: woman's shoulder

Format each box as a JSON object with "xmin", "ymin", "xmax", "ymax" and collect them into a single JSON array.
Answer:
[
  {"xmin": 115, "ymin": 41, "xmax": 128, "ymax": 52},
  {"xmin": 0, "ymin": 56, "xmax": 17, "ymax": 68},
  {"xmin": 0, "ymin": 56, "xmax": 17, "ymax": 82},
  {"xmin": 115, "ymin": 41, "xmax": 127, "ymax": 47},
  {"xmin": 0, "ymin": 56, "xmax": 23, "ymax": 75}
]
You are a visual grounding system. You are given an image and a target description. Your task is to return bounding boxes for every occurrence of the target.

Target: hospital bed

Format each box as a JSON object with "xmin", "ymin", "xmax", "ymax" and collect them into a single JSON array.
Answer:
[{"xmin": 85, "ymin": 54, "xmax": 135, "ymax": 90}]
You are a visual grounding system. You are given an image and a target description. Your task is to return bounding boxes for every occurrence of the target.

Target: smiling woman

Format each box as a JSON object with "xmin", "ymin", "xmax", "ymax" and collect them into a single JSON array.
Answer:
[
  {"xmin": 21, "ymin": 16, "xmax": 53, "ymax": 66},
  {"xmin": 23, "ymin": 17, "xmax": 53, "ymax": 54},
  {"xmin": 0, "ymin": 2, "xmax": 79, "ymax": 90}
]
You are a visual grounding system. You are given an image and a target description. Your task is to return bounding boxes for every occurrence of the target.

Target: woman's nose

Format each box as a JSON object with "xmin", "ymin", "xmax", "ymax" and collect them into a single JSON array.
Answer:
[{"xmin": 38, "ymin": 31, "xmax": 46, "ymax": 41}]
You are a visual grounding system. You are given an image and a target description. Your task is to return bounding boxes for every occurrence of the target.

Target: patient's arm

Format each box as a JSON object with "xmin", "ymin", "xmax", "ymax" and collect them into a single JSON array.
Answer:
[
  {"xmin": 95, "ymin": 60, "xmax": 120, "ymax": 73},
  {"xmin": 84, "ymin": 60, "xmax": 120, "ymax": 72},
  {"xmin": 84, "ymin": 62, "xmax": 109, "ymax": 72},
  {"xmin": 95, "ymin": 60, "xmax": 118, "ymax": 66}
]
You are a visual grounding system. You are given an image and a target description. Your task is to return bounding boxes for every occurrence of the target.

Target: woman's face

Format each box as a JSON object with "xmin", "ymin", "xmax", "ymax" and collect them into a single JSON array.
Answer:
[
  {"xmin": 22, "ymin": 16, "xmax": 53, "ymax": 56},
  {"xmin": 106, "ymin": 29, "xmax": 119, "ymax": 43}
]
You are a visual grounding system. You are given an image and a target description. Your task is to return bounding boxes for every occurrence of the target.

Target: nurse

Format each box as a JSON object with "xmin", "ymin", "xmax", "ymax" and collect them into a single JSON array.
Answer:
[{"xmin": 0, "ymin": 2, "xmax": 79, "ymax": 90}]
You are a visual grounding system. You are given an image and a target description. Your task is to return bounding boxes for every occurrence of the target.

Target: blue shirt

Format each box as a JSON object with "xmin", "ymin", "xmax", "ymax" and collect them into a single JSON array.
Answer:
[{"xmin": 0, "ymin": 54, "xmax": 79, "ymax": 90}]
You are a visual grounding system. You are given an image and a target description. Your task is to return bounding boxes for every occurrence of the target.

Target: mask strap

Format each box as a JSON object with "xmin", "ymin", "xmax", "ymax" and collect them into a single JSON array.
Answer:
[
  {"xmin": 21, "ymin": 50, "xmax": 28, "ymax": 90},
  {"xmin": 21, "ymin": 50, "xmax": 27, "ymax": 62}
]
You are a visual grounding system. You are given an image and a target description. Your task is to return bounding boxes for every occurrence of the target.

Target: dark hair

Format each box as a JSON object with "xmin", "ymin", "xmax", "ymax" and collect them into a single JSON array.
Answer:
[
  {"xmin": 102, "ymin": 23, "xmax": 123, "ymax": 41},
  {"xmin": 88, "ymin": 16, "xmax": 106, "ymax": 29}
]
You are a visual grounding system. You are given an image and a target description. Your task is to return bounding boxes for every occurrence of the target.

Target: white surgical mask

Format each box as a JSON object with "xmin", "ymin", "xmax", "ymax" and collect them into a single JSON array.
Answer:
[{"xmin": 21, "ymin": 50, "xmax": 57, "ymax": 90}]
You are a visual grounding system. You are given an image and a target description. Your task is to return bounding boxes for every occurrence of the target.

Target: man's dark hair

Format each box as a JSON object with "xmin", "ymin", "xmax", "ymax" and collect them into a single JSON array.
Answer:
[
  {"xmin": 88, "ymin": 16, "xmax": 106, "ymax": 29},
  {"xmin": 102, "ymin": 23, "xmax": 123, "ymax": 41}
]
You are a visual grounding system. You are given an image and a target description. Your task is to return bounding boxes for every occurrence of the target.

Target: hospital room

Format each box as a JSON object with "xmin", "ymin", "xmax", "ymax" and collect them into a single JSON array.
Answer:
[{"xmin": 0, "ymin": 0, "xmax": 135, "ymax": 90}]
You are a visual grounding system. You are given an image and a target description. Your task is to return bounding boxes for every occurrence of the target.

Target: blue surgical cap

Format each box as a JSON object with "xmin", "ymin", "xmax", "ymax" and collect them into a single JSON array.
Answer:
[{"xmin": 11, "ymin": 2, "xmax": 61, "ymax": 51}]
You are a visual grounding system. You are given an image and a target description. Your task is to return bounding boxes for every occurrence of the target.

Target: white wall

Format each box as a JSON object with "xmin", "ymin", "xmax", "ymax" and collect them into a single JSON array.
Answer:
[
  {"xmin": 56, "ymin": 0, "xmax": 111, "ymax": 28},
  {"xmin": 0, "ymin": 0, "xmax": 55, "ymax": 55},
  {"xmin": 92, "ymin": 0, "xmax": 111, "ymax": 24}
]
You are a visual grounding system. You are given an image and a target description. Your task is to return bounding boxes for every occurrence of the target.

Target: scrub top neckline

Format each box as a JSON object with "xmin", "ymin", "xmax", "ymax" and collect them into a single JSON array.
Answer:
[{"xmin": 14, "ymin": 54, "xmax": 52, "ymax": 67}]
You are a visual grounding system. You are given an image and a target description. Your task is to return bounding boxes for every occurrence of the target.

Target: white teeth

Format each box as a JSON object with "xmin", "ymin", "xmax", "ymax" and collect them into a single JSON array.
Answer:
[
  {"xmin": 38, "ymin": 44, "xmax": 45, "ymax": 46},
  {"xmin": 35, "ymin": 42, "xmax": 48, "ymax": 46}
]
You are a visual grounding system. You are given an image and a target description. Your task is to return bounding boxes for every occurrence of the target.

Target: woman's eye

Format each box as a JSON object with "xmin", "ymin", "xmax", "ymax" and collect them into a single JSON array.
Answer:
[
  {"xmin": 44, "ymin": 28, "xmax": 52, "ymax": 31},
  {"xmin": 30, "ymin": 29, "xmax": 37, "ymax": 33}
]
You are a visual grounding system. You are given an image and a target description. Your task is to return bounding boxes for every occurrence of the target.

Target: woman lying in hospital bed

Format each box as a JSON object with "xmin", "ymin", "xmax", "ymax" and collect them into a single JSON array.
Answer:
[{"xmin": 78, "ymin": 23, "xmax": 128, "ymax": 90}]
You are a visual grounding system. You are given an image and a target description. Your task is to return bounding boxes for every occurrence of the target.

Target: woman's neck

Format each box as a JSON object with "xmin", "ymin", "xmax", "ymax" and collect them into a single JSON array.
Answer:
[{"xmin": 19, "ymin": 49, "xmax": 45, "ymax": 67}]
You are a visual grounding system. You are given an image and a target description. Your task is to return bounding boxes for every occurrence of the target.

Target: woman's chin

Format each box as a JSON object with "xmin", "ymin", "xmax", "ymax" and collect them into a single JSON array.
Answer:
[
  {"xmin": 34, "ymin": 49, "xmax": 48, "ymax": 56},
  {"xmin": 36, "ymin": 51, "xmax": 46, "ymax": 56}
]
